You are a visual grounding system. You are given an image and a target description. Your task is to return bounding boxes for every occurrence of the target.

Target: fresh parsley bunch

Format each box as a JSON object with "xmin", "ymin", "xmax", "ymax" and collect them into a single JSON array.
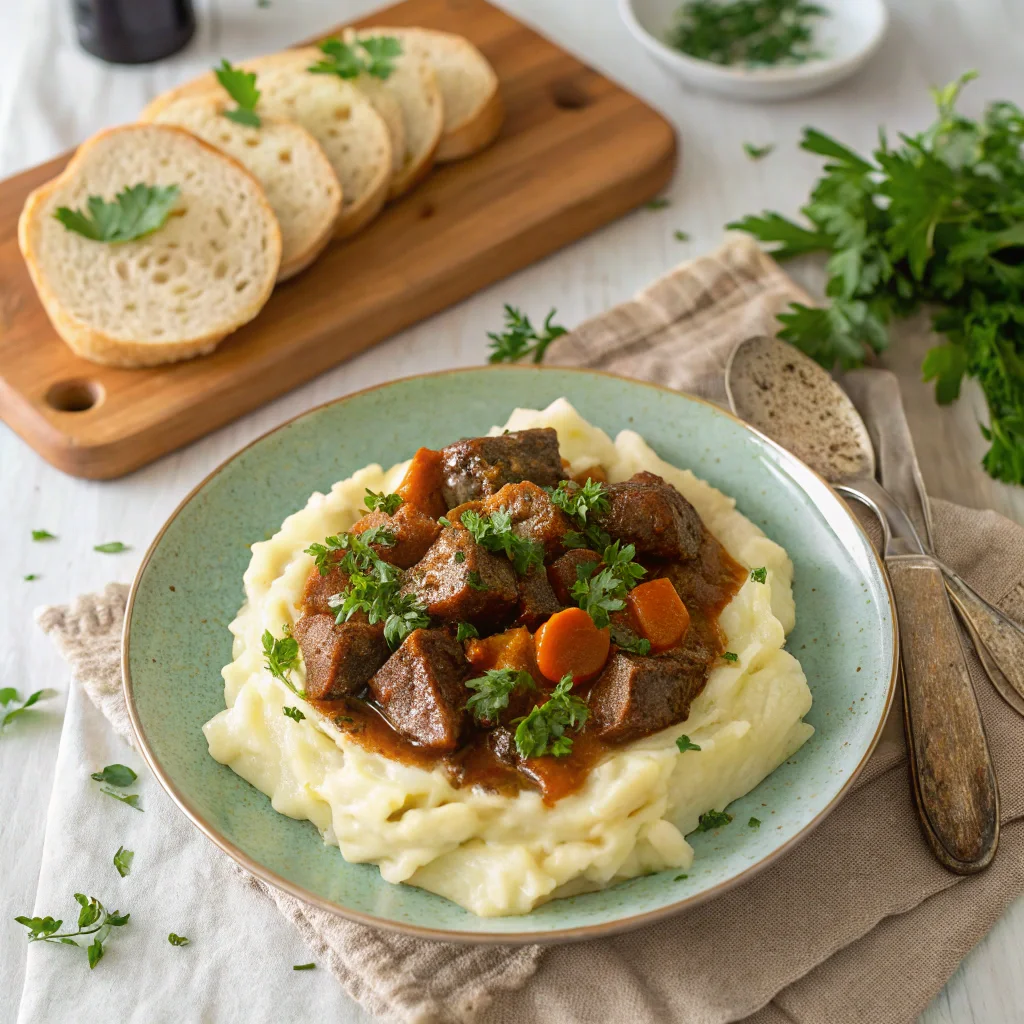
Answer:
[{"xmin": 730, "ymin": 72, "xmax": 1024, "ymax": 483}]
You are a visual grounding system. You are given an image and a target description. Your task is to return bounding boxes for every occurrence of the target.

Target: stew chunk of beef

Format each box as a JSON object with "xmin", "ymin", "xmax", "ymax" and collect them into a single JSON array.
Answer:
[
  {"xmin": 400, "ymin": 527, "xmax": 518, "ymax": 625},
  {"xmin": 370, "ymin": 628, "xmax": 470, "ymax": 749},
  {"xmin": 439, "ymin": 428, "xmax": 567, "ymax": 507},
  {"xmin": 547, "ymin": 548, "xmax": 600, "ymax": 606},
  {"xmin": 589, "ymin": 647, "xmax": 709, "ymax": 742},
  {"xmin": 291, "ymin": 614, "xmax": 389, "ymax": 700},
  {"xmin": 351, "ymin": 502, "xmax": 441, "ymax": 569},
  {"xmin": 479, "ymin": 481, "xmax": 573, "ymax": 557},
  {"xmin": 301, "ymin": 561, "xmax": 353, "ymax": 617},
  {"xmin": 515, "ymin": 567, "xmax": 562, "ymax": 630},
  {"xmin": 596, "ymin": 471, "xmax": 703, "ymax": 560}
]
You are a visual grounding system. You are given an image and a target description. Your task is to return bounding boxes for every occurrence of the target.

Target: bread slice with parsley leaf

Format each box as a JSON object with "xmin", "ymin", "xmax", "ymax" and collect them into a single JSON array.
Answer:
[
  {"xmin": 150, "ymin": 95, "xmax": 341, "ymax": 280},
  {"xmin": 383, "ymin": 27, "xmax": 503, "ymax": 162},
  {"xmin": 18, "ymin": 123, "xmax": 281, "ymax": 367}
]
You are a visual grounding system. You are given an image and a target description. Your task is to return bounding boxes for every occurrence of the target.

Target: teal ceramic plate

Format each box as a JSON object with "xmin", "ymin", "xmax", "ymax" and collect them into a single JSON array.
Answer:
[{"xmin": 124, "ymin": 367, "xmax": 896, "ymax": 943}]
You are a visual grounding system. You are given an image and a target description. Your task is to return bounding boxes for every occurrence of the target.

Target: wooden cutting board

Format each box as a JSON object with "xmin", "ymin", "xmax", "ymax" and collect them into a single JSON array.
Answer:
[{"xmin": 0, "ymin": 0, "xmax": 675, "ymax": 479}]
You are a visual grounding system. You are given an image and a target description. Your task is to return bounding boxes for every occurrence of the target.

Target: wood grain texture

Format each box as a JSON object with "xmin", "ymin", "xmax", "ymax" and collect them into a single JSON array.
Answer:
[
  {"xmin": 0, "ymin": 0, "xmax": 675, "ymax": 480},
  {"xmin": 889, "ymin": 554, "xmax": 1000, "ymax": 872}
]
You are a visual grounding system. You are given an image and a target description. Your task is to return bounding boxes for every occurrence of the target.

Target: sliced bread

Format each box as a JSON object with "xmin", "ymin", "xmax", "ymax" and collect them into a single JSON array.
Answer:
[
  {"xmin": 150, "ymin": 96, "xmax": 341, "ymax": 281},
  {"xmin": 141, "ymin": 55, "xmax": 392, "ymax": 239},
  {"xmin": 19, "ymin": 124, "xmax": 281, "ymax": 367},
  {"xmin": 343, "ymin": 29, "xmax": 444, "ymax": 197},
  {"xmin": 383, "ymin": 28, "xmax": 503, "ymax": 162}
]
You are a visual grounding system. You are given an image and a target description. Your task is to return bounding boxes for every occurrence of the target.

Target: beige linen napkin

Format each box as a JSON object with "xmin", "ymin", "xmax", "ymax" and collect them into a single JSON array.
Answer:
[{"xmin": 38, "ymin": 236, "xmax": 1024, "ymax": 1024}]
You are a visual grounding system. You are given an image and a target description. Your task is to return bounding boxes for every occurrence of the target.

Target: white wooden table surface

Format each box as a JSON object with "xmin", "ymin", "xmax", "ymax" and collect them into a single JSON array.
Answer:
[{"xmin": 2, "ymin": 1, "xmax": 1022, "ymax": 1021}]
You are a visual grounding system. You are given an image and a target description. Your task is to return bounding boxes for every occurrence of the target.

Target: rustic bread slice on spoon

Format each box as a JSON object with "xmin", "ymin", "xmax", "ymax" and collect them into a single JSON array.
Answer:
[
  {"xmin": 18, "ymin": 123, "xmax": 281, "ymax": 367},
  {"xmin": 149, "ymin": 95, "xmax": 341, "ymax": 281},
  {"xmin": 384, "ymin": 27, "xmax": 503, "ymax": 161}
]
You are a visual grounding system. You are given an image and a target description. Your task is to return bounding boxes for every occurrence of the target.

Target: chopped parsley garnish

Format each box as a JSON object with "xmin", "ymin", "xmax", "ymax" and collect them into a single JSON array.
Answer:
[
  {"xmin": 32, "ymin": 529, "xmax": 57, "ymax": 541},
  {"xmin": 644, "ymin": 197, "xmax": 671, "ymax": 209},
  {"xmin": 283, "ymin": 706, "xmax": 305, "ymax": 722},
  {"xmin": 459, "ymin": 508, "xmax": 544, "ymax": 575},
  {"xmin": 328, "ymin": 558, "xmax": 429, "ymax": 649},
  {"xmin": 454, "ymin": 550, "xmax": 466, "ymax": 563},
  {"xmin": 465, "ymin": 669, "xmax": 536, "ymax": 726},
  {"xmin": 571, "ymin": 541, "xmax": 646, "ymax": 629},
  {"xmin": 676, "ymin": 735, "xmax": 701, "ymax": 753},
  {"xmin": 101, "ymin": 790, "xmax": 142, "ymax": 811},
  {"xmin": 750, "ymin": 566, "xmax": 767, "ymax": 583},
  {"xmin": 467, "ymin": 571, "xmax": 489, "ymax": 592},
  {"xmin": 455, "ymin": 622, "xmax": 479, "ymax": 643},
  {"xmin": 293, "ymin": 962, "xmax": 316, "ymax": 970},
  {"xmin": 215, "ymin": 59, "xmax": 261, "ymax": 127},
  {"xmin": 695, "ymin": 809, "xmax": 733, "ymax": 832},
  {"xmin": 364, "ymin": 489, "xmax": 403, "ymax": 515},
  {"xmin": 91, "ymin": 764, "xmax": 137, "ymax": 787},
  {"xmin": 487, "ymin": 305, "xmax": 568, "ymax": 364},
  {"xmin": 262, "ymin": 629, "xmax": 303, "ymax": 695},
  {"xmin": 610, "ymin": 625, "xmax": 651, "ymax": 656},
  {"xmin": 24, "ymin": 574, "xmax": 39, "ymax": 581},
  {"xmin": 721, "ymin": 651, "xmax": 739, "ymax": 662},
  {"xmin": 2, "ymin": 688, "xmax": 54, "ymax": 731},
  {"xmin": 168, "ymin": 933, "xmax": 190, "ymax": 947},
  {"xmin": 674, "ymin": 874, "xmax": 689, "ymax": 880},
  {"xmin": 308, "ymin": 35, "xmax": 402, "ymax": 81},
  {"xmin": 94, "ymin": 541, "xmax": 130, "ymax": 553},
  {"xmin": 549, "ymin": 478, "xmax": 612, "ymax": 550},
  {"xmin": 729, "ymin": 72, "xmax": 1024, "ymax": 483},
  {"xmin": 16, "ymin": 894, "xmax": 129, "ymax": 969},
  {"xmin": 667, "ymin": 0, "xmax": 828, "ymax": 68},
  {"xmin": 113, "ymin": 846, "xmax": 134, "ymax": 878},
  {"xmin": 674, "ymin": 230, "xmax": 691, "ymax": 242},
  {"xmin": 743, "ymin": 142, "xmax": 775, "ymax": 161},
  {"xmin": 513, "ymin": 675, "xmax": 589, "ymax": 759},
  {"xmin": 748, "ymin": 816, "xmax": 762, "ymax": 828},
  {"xmin": 305, "ymin": 530, "xmax": 392, "ymax": 577},
  {"xmin": 55, "ymin": 184, "xmax": 181, "ymax": 243}
]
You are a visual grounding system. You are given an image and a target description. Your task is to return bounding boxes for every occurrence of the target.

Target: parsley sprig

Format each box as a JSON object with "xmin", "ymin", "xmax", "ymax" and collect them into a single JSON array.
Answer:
[
  {"xmin": 55, "ymin": 184, "xmax": 180, "ymax": 243},
  {"xmin": 1, "ymin": 688, "xmax": 54, "ymax": 732},
  {"xmin": 548, "ymin": 478, "xmax": 611, "ymax": 549},
  {"xmin": 730, "ymin": 72, "xmax": 1024, "ymax": 483},
  {"xmin": 308, "ymin": 35, "xmax": 402, "ymax": 81},
  {"xmin": 667, "ymin": 0, "xmax": 828, "ymax": 68},
  {"xmin": 327, "ymin": 555, "xmax": 429, "ymax": 649},
  {"xmin": 16, "ymin": 894, "xmax": 130, "ymax": 969},
  {"xmin": 465, "ymin": 669, "xmax": 536, "ymax": 726},
  {"xmin": 364, "ymin": 489, "xmax": 403, "ymax": 515},
  {"xmin": 215, "ymin": 59, "xmax": 261, "ymax": 127},
  {"xmin": 571, "ymin": 541, "xmax": 646, "ymax": 629},
  {"xmin": 486, "ymin": 306, "xmax": 568, "ymax": 364},
  {"xmin": 458, "ymin": 508, "xmax": 544, "ymax": 575},
  {"xmin": 305, "ymin": 529, "xmax": 394, "ymax": 577},
  {"xmin": 513, "ymin": 675, "xmax": 589, "ymax": 758},
  {"xmin": 262, "ymin": 629, "xmax": 303, "ymax": 696}
]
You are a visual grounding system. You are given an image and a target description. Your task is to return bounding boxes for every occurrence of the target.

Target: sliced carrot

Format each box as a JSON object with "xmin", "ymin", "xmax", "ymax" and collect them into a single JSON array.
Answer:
[
  {"xmin": 396, "ymin": 447, "xmax": 447, "ymax": 519},
  {"xmin": 534, "ymin": 607, "xmax": 611, "ymax": 684},
  {"xmin": 466, "ymin": 627, "xmax": 539, "ymax": 680},
  {"xmin": 626, "ymin": 577, "xmax": 690, "ymax": 651}
]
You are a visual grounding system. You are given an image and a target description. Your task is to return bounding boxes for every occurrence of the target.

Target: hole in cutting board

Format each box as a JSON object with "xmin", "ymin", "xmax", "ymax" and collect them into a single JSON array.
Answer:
[
  {"xmin": 45, "ymin": 379, "xmax": 104, "ymax": 413},
  {"xmin": 551, "ymin": 79, "xmax": 592, "ymax": 110}
]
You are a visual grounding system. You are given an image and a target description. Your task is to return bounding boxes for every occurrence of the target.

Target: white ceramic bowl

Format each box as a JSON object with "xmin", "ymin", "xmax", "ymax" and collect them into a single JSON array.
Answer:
[{"xmin": 619, "ymin": 0, "xmax": 889, "ymax": 102}]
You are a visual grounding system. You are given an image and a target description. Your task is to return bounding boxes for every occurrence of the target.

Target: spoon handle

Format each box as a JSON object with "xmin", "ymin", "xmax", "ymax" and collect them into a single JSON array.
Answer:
[
  {"xmin": 886, "ymin": 553, "xmax": 999, "ymax": 873},
  {"xmin": 940, "ymin": 565, "xmax": 1024, "ymax": 713}
]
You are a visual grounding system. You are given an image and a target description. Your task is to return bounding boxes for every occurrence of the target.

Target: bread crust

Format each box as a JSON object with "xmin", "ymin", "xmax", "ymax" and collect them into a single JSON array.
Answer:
[
  {"xmin": 18, "ymin": 123, "xmax": 282, "ymax": 368},
  {"xmin": 436, "ymin": 84, "xmax": 504, "ymax": 162}
]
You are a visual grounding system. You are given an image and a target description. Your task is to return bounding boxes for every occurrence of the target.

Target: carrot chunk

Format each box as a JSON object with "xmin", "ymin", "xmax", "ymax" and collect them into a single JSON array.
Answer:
[
  {"xmin": 534, "ymin": 607, "xmax": 611, "ymax": 684},
  {"xmin": 396, "ymin": 448, "xmax": 447, "ymax": 519},
  {"xmin": 626, "ymin": 577, "xmax": 690, "ymax": 651}
]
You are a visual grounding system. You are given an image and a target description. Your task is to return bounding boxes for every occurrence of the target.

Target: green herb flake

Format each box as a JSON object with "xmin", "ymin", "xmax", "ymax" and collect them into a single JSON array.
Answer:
[
  {"xmin": 695, "ymin": 809, "xmax": 733, "ymax": 832},
  {"xmin": 454, "ymin": 550, "xmax": 466, "ymax": 563},
  {"xmin": 293, "ymin": 962, "xmax": 316, "ymax": 970},
  {"xmin": 94, "ymin": 542, "xmax": 130, "ymax": 554},
  {"xmin": 674, "ymin": 874, "xmax": 689, "ymax": 881},
  {"xmin": 513, "ymin": 675, "xmax": 589, "ymax": 759},
  {"xmin": 0, "ymin": 688, "xmax": 18, "ymax": 706},
  {"xmin": 673, "ymin": 230, "xmax": 691, "ymax": 242},
  {"xmin": 101, "ymin": 789, "xmax": 142, "ymax": 811},
  {"xmin": 168, "ymin": 933, "xmax": 190, "ymax": 946},
  {"xmin": 676, "ymin": 735, "xmax": 701, "ymax": 753},
  {"xmin": 91, "ymin": 764, "xmax": 137, "ymax": 787},
  {"xmin": 113, "ymin": 846, "xmax": 134, "ymax": 878},
  {"xmin": 24, "ymin": 574, "xmax": 39, "ymax": 581},
  {"xmin": 55, "ymin": 184, "xmax": 181, "ymax": 243},
  {"xmin": 32, "ymin": 529, "xmax": 57, "ymax": 541},
  {"xmin": 215, "ymin": 59, "xmax": 261, "ymax": 127},
  {"xmin": 721, "ymin": 651, "xmax": 739, "ymax": 662},
  {"xmin": 466, "ymin": 669, "xmax": 536, "ymax": 726},
  {"xmin": 748, "ymin": 816, "xmax": 762, "ymax": 828},
  {"xmin": 283, "ymin": 705, "xmax": 305, "ymax": 722},
  {"xmin": 750, "ymin": 566, "xmax": 768, "ymax": 583},
  {"xmin": 610, "ymin": 625, "xmax": 651, "ymax": 656},
  {"xmin": 487, "ymin": 305, "xmax": 568, "ymax": 364},
  {"xmin": 466, "ymin": 571, "xmax": 489, "ymax": 592},
  {"xmin": 455, "ymin": 622, "xmax": 479, "ymax": 643},
  {"xmin": 743, "ymin": 142, "xmax": 775, "ymax": 161},
  {"xmin": 644, "ymin": 197, "xmax": 671, "ymax": 209},
  {"xmin": 364, "ymin": 489, "xmax": 403, "ymax": 515},
  {"xmin": 2, "ymin": 688, "xmax": 54, "ymax": 731}
]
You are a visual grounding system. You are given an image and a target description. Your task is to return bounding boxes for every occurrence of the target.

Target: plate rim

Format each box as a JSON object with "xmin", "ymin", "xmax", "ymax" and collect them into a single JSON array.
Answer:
[{"xmin": 122, "ymin": 365, "xmax": 898, "ymax": 945}]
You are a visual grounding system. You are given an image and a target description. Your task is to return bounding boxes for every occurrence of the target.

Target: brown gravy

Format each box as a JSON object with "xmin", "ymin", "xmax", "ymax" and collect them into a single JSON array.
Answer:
[{"xmin": 309, "ymin": 529, "xmax": 745, "ymax": 805}]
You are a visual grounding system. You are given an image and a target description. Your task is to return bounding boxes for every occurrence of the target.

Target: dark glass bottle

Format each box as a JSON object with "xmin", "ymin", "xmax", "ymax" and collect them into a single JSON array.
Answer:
[{"xmin": 72, "ymin": 0, "xmax": 195, "ymax": 65}]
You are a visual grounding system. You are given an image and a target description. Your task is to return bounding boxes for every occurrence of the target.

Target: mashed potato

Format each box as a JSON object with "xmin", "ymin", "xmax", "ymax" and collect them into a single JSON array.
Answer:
[{"xmin": 204, "ymin": 400, "xmax": 813, "ymax": 916}]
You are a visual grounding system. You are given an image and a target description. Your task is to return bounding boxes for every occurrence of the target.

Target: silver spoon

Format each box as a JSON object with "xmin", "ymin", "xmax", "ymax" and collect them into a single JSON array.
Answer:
[{"xmin": 726, "ymin": 335, "xmax": 1000, "ymax": 874}]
